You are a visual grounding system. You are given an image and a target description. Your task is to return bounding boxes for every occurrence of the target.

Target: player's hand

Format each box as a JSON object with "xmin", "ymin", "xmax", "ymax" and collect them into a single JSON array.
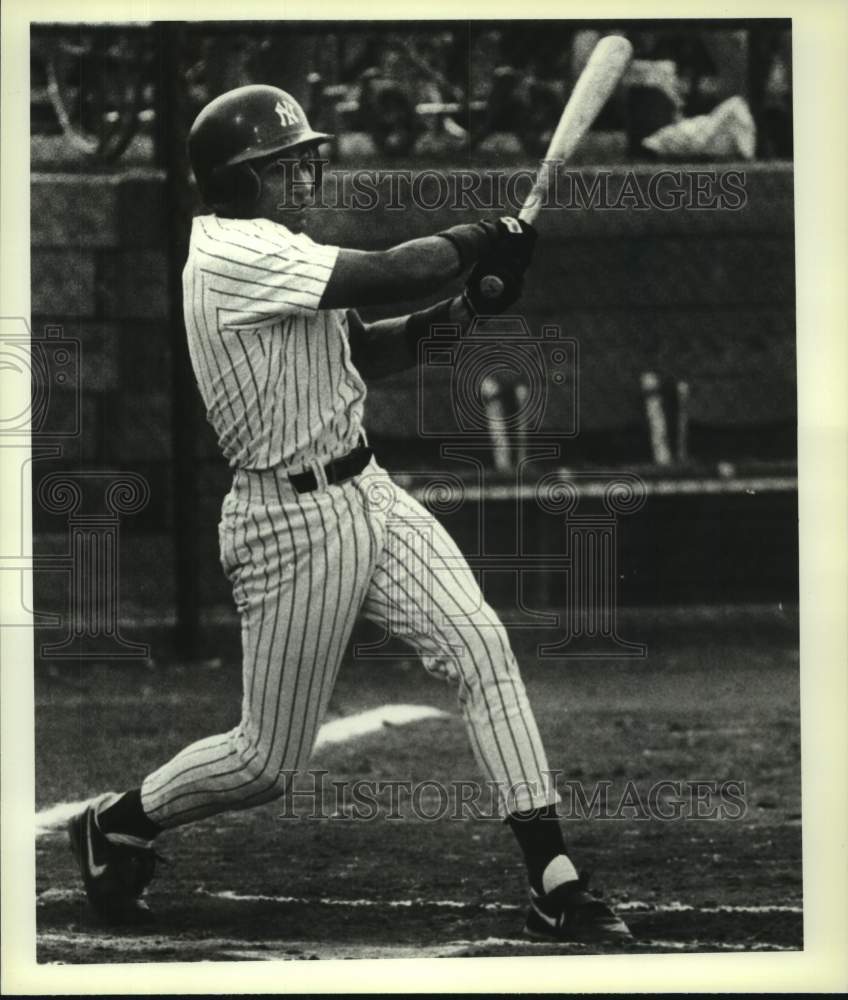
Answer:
[
  {"xmin": 462, "ymin": 219, "xmax": 537, "ymax": 314},
  {"xmin": 437, "ymin": 216, "xmax": 537, "ymax": 275},
  {"xmin": 463, "ymin": 252, "xmax": 526, "ymax": 315},
  {"xmin": 490, "ymin": 216, "xmax": 537, "ymax": 269}
]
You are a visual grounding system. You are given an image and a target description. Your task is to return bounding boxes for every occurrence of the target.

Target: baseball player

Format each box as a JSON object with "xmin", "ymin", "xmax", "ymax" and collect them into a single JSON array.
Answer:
[{"xmin": 69, "ymin": 85, "xmax": 630, "ymax": 943}]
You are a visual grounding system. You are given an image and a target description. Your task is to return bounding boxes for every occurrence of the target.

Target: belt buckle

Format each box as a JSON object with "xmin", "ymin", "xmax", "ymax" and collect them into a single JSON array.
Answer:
[{"xmin": 324, "ymin": 459, "xmax": 340, "ymax": 487}]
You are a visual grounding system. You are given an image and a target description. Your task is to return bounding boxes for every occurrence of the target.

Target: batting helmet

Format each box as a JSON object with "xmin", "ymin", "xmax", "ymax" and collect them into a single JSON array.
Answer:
[{"xmin": 188, "ymin": 85, "xmax": 333, "ymax": 210}]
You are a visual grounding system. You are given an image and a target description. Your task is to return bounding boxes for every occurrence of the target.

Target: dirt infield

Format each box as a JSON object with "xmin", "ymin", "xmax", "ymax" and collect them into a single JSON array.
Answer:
[{"xmin": 35, "ymin": 605, "xmax": 801, "ymax": 962}]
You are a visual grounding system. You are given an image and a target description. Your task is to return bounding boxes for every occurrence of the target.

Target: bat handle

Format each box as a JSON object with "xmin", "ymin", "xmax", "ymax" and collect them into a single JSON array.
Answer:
[
  {"xmin": 519, "ymin": 158, "xmax": 554, "ymax": 225},
  {"xmin": 518, "ymin": 199, "xmax": 541, "ymax": 226}
]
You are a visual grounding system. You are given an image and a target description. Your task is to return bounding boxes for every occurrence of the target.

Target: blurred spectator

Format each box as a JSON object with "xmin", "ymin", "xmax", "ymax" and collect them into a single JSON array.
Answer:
[
  {"xmin": 751, "ymin": 27, "xmax": 793, "ymax": 158},
  {"xmin": 496, "ymin": 21, "xmax": 576, "ymax": 81},
  {"xmin": 32, "ymin": 21, "xmax": 794, "ymax": 167}
]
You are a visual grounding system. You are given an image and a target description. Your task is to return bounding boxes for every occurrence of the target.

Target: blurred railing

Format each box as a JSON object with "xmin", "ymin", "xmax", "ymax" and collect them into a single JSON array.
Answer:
[{"xmin": 31, "ymin": 23, "xmax": 157, "ymax": 164}]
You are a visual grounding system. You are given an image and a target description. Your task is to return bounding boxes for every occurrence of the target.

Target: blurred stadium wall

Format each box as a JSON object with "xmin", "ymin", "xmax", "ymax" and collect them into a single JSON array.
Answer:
[{"xmin": 30, "ymin": 162, "xmax": 797, "ymax": 629}]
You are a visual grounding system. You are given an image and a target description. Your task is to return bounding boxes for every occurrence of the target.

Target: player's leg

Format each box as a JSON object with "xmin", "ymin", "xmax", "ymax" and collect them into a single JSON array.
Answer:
[
  {"xmin": 358, "ymin": 477, "xmax": 560, "ymax": 828},
  {"xmin": 138, "ymin": 480, "xmax": 378, "ymax": 826},
  {"xmin": 358, "ymin": 472, "xmax": 630, "ymax": 941},
  {"xmin": 74, "ymin": 473, "xmax": 379, "ymax": 917}
]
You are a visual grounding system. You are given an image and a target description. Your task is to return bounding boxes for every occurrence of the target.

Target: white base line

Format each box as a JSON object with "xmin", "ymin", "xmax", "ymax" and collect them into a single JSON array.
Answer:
[
  {"xmin": 311, "ymin": 704, "xmax": 448, "ymax": 748},
  {"xmin": 35, "ymin": 704, "xmax": 449, "ymax": 837},
  {"xmin": 618, "ymin": 900, "xmax": 803, "ymax": 915},
  {"xmin": 36, "ymin": 887, "xmax": 802, "ymax": 918},
  {"xmin": 198, "ymin": 889, "xmax": 802, "ymax": 917},
  {"xmin": 203, "ymin": 888, "xmax": 520, "ymax": 912},
  {"xmin": 36, "ymin": 930, "xmax": 797, "ymax": 960}
]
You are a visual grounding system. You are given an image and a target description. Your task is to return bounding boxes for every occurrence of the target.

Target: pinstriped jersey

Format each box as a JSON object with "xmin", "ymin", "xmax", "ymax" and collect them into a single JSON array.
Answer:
[{"xmin": 183, "ymin": 214, "xmax": 367, "ymax": 471}]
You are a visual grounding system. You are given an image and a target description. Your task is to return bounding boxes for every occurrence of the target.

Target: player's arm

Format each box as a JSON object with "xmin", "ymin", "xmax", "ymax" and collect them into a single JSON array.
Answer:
[
  {"xmin": 347, "ymin": 297, "xmax": 470, "ymax": 380},
  {"xmin": 318, "ymin": 218, "xmax": 534, "ymax": 310},
  {"xmin": 349, "ymin": 226, "xmax": 538, "ymax": 379}
]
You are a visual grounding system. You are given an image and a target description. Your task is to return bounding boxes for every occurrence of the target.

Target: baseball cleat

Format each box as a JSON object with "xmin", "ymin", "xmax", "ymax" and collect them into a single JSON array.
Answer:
[
  {"xmin": 523, "ymin": 872, "xmax": 633, "ymax": 943},
  {"xmin": 68, "ymin": 793, "xmax": 160, "ymax": 922}
]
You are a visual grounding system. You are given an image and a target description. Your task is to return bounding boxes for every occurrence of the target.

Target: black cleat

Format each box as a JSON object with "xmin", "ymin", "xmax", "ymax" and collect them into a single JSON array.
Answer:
[
  {"xmin": 524, "ymin": 872, "xmax": 632, "ymax": 943},
  {"xmin": 67, "ymin": 793, "xmax": 159, "ymax": 923}
]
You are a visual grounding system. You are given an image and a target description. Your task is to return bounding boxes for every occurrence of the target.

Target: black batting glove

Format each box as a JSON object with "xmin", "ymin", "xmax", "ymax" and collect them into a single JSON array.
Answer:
[
  {"xmin": 437, "ymin": 216, "xmax": 537, "ymax": 274},
  {"xmin": 463, "ymin": 253, "xmax": 526, "ymax": 315},
  {"xmin": 462, "ymin": 218, "xmax": 537, "ymax": 314},
  {"xmin": 491, "ymin": 216, "xmax": 537, "ymax": 269}
]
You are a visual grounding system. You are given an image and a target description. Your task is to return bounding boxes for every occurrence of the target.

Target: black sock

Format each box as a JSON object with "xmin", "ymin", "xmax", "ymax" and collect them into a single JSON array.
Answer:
[
  {"xmin": 506, "ymin": 804, "xmax": 566, "ymax": 893},
  {"xmin": 97, "ymin": 788, "xmax": 162, "ymax": 841}
]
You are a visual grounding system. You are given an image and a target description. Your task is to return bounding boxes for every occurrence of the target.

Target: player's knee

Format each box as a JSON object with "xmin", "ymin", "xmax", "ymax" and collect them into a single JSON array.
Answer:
[
  {"xmin": 419, "ymin": 605, "xmax": 520, "ymax": 693},
  {"xmin": 237, "ymin": 755, "xmax": 289, "ymax": 806},
  {"xmin": 465, "ymin": 610, "xmax": 516, "ymax": 671},
  {"xmin": 253, "ymin": 771, "xmax": 289, "ymax": 805},
  {"xmin": 227, "ymin": 725, "xmax": 285, "ymax": 798},
  {"xmin": 236, "ymin": 723, "xmax": 316, "ymax": 804}
]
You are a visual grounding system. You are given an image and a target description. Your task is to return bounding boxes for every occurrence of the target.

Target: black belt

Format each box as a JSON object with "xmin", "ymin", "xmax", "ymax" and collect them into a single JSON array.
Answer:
[{"xmin": 288, "ymin": 441, "xmax": 373, "ymax": 493}]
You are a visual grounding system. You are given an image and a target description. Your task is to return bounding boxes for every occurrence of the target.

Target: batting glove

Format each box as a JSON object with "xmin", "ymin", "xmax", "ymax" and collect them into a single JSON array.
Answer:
[
  {"xmin": 490, "ymin": 216, "xmax": 537, "ymax": 269},
  {"xmin": 438, "ymin": 216, "xmax": 537, "ymax": 274},
  {"xmin": 463, "ymin": 253, "xmax": 526, "ymax": 315},
  {"xmin": 462, "ymin": 217, "xmax": 537, "ymax": 314}
]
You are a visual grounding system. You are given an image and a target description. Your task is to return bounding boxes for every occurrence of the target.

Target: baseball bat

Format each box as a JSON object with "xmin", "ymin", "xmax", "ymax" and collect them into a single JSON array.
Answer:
[
  {"xmin": 478, "ymin": 35, "xmax": 633, "ymax": 301},
  {"xmin": 520, "ymin": 35, "xmax": 634, "ymax": 224}
]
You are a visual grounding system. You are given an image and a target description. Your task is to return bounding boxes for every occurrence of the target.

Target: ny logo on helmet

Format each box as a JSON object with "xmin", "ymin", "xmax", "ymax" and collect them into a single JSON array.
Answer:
[{"xmin": 275, "ymin": 100, "xmax": 299, "ymax": 127}]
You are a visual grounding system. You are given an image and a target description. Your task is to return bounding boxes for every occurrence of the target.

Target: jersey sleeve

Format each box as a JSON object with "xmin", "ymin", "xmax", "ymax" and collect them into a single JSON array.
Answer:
[{"xmin": 194, "ymin": 217, "xmax": 340, "ymax": 328}]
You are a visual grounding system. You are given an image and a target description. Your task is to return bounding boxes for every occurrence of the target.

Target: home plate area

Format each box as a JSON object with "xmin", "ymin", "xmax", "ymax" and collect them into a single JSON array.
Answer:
[
  {"xmin": 36, "ymin": 886, "xmax": 801, "ymax": 962},
  {"xmin": 35, "ymin": 625, "xmax": 803, "ymax": 963}
]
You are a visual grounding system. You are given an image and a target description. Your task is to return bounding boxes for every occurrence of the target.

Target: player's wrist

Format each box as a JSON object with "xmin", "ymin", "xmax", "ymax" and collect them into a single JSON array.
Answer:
[
  {"xmin": 464, "ymin": 250, "xmax": 527, "ymax": 315},
  {"xmin": 448, "ymin": 293, "xmax": 474, "ymax": 325},
  {"xmin": 436, "ymin": 217, "xmax": 537, "ymax": 279},
  {"xmin": 404, "ymin": 296, "xmax": 466, "ymax": 360},
  {"xmin": 436, "ymin": 222, "xmax": 498, "ymax": 275}
]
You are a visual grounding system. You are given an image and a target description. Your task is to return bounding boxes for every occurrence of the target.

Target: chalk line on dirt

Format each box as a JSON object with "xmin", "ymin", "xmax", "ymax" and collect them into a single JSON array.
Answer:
[
  {"xmin": 35, "ymin": 703, "xmax": 449, "ymax": 837},
  {"xmin": 36, "ymin": 929, "xmax": 797, "ymax": 961},
  {"xmin": 200, "ymin": 889, "xmax": 802, "ymax": 917},
  {"xmin": 203, "ymin": 888, "xmax": 520, "ymax": 912},
  {"xmin": 617, "ymin": 900, "xmax": 803, "ymax": 915},
  {"xmin": 311, "ymin": 704, "xmax": 448, "ymax": 747},
  {"xmin": 38, "ymin": 887, "xmax": 802, "ymax": 918}
]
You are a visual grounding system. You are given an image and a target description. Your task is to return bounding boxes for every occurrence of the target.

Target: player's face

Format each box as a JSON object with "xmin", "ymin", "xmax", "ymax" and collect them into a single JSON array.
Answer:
[{"xmin": 256, "ymin": 146, "xmax": 323, "ymax": 233}]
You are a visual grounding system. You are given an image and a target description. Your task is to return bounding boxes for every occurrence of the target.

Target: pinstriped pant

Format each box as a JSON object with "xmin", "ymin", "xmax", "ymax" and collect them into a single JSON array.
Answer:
[{"xmin": 140, "ymin": 459, "xmax": 558, "ymax": 827}]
